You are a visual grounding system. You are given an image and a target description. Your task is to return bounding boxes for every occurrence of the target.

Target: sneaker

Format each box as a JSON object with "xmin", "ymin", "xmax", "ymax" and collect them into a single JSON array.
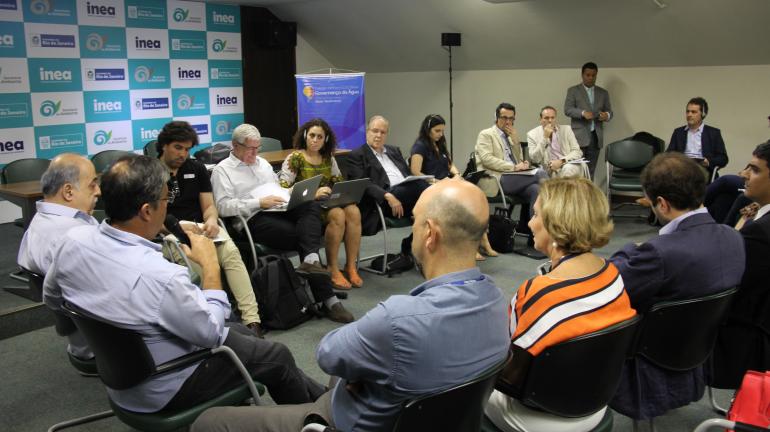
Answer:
[
  {"xmin": 325, "ymin": 303, "xmax": 354, "ymax": 324},
  {"xmin": 246, "ymin": 322, "xmax": 265, "ymax": 338}
]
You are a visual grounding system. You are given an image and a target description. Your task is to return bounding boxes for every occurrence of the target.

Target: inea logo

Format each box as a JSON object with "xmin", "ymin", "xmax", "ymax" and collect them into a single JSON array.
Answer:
[
  {"xmin": 135, "ymin": 36, "xmax": 161, "ymax": 50},
  {"xmin": 0, "ymin": 34, "xmax": 14, "ymax": 46},
  {"xmin": 93, "ymin": 99, "xmax": 122, "ymax": 113},
  {"xmin": 86, "ymin": 2, "xmax": 116, "ymax": 17},
  {"xmin": 216, "ymin": 94, "xmax": 237, "ymax": 106},
  {"xmin": 140, "ymin": 127, "xmax": 161, "ymax": 140},
  {"xmin": 173, "ymin": 8, "xmax": 189, "ymax": 22},
  {"xmin": 39, "ymin": 67, "xmax": 72, "ymax": 82},
  {"xmin": 40, "ymin": 100, "xmax": 61, "ymax": 117},
  {"xmin": 212, "ymin": 11, "xmax": 235, "ymax": 24},
  {"xmin": 0, "ymin": 139, "xmax": 25, "ymax": 152},
  {"xmin": 177, "ymin": 67, "xmax": 201, "ymax": 79},
  {"xmin": 134, "ymin": 66, "xmax": 153, "ymax": 83}
]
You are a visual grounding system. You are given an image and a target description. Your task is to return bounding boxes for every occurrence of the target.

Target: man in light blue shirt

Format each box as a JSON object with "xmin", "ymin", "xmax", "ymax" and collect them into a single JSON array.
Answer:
[
  {"xmin": 44, "ymin": 155, "xmax": 325, "ymax": 413},
  {"xmin": 18, "ymin": 153, "xmax": 100, "ymax": 361},
  {"xmin": 193, "ymin": 178, "xmax": 510, "ymax": 432}
]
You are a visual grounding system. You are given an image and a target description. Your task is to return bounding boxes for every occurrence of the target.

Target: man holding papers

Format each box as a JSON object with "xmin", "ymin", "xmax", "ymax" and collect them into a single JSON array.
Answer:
[
  {"xmin": 527, "ymin": 106, "xmax": 589, "ymax": 178},
  {"xmin": 157, "ymin": 121, "xmax": 265, "ymax": 336},
  {"xmin": 475, "ymin": 102, "xmax": 547, "ymax": 218},
  {"xmin": 211, "ymin": 123, "xmax": 354, "ymax": 324}
]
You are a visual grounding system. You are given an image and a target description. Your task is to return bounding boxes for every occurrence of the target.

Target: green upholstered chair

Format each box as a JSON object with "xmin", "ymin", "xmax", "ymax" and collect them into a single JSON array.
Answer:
[{"xmin": 260, "ymin": 137, "xmax": 283, "ymax": 152}]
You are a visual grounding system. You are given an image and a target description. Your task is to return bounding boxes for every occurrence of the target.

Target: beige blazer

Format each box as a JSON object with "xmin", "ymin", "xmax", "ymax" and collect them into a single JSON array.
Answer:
[
  {"xmin": 475, "ymin": 125, "xmax": 524, "ymax": 197},
  {"xmin": 526, "ymin": 124, "xmax": 584, "ymax": 166}
]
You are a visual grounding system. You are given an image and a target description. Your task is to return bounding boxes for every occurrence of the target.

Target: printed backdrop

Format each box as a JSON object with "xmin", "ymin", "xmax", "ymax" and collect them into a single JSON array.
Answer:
[{"xmin": 0, "ymin": 0, "xmax": 244, "ymax": 168}]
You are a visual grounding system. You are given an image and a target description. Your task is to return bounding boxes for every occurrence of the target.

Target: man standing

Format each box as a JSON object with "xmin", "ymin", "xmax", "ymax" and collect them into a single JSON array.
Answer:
[
  {"xmin": 157, "ymin": 121, "xmax": 264, "ymax": 337},
  {"xmin": 347, "ymin": 115, "xmax": 429, "ymax": 254},
  {"xmin": 564, "ymin": 62, "xmax": 613, "ymax": 178},
  {"xmin": 666, "ymin": 97, "xmax": 728, "ymax": 180},
  {"xmin": 475, "ymin": 102, "xmax": 547, "ymax": 218},
  {"xmin": 44, "ymin": 155, "xmax": 326, "ymax": 413},
  {"xmin": 711, "ymin": 141, "xmax": 770, "ymax": 388},
  {"xmin": 210, "ymin": 123, "xmax": 353, "ymax": 323},
  {"xmin": 18, "ymin": 153, "xmax": 100, "ymax": 362},
  {"xmin": 192, "ymin": 179, "xmax": 510, "ymax": 432},
  {"xmin": 609, "ymin": 152, "xmax": 745, "ymax": 419},
  {"xmin": 527, "ymin": 105, "xmax": 588, "ymax": 178}
]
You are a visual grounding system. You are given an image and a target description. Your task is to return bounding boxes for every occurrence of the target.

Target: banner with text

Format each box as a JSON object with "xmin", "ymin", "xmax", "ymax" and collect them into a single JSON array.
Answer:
[{"xmin": 295, "ymin": 73, "xmax": 365, "ymax": 151}]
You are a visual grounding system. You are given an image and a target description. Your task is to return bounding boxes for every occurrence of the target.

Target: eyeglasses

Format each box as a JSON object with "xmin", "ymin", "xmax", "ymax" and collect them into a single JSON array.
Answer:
[
  {"xmin": 166, "ymin": 178, "xmax": 179, "ymax": 204},
  {"xmin": 498, "ymin": 116, "xmax": 515, "ymax": 122},
  {"xmin": 234, "ymin": 141, "xmax": 262, "ymax": 152}
]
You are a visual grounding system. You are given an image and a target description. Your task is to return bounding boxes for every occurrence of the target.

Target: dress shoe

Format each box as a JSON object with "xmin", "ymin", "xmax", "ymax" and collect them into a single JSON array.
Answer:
[
  {"xmin": 325, "ymin": 303, "xmax": 354, "ymax": 324},
  {"xmin": 246, "ymin": 322, "xmax": 265, "ymax": 338}
]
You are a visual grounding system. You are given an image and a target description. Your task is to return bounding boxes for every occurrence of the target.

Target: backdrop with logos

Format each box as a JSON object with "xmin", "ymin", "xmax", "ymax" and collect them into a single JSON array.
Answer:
[{"xmin": 0, "ymin": 0, "xmax": 243, "ymax": 169}]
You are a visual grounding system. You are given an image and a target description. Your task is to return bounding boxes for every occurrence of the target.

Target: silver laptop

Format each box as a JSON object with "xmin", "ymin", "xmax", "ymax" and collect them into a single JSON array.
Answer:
[
  {"xmin": 263, "ymin": 175, "xmax": 323, "ymax": 212},
  {"xmin": 321, "ymin": 178, "xmax": 370, "ymax": 209}
]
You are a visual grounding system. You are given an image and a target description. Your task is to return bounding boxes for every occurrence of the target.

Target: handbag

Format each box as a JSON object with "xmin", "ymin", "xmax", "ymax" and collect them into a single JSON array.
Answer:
[{"xmin": 488, "ymin": 207, "xmax": 514, "ymax": 253}]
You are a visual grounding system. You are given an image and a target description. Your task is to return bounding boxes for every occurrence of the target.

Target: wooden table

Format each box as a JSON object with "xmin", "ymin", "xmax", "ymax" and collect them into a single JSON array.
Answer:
[{"xmin": 0, "ymin": 181, "xmax": 43, "ymax": 229}]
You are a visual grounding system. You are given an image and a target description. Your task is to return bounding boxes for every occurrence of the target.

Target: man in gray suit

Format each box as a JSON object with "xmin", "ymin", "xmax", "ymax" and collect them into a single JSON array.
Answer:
[{"xmin": 564, "ymin": 62, "xmax": 613, "ymax": 178}]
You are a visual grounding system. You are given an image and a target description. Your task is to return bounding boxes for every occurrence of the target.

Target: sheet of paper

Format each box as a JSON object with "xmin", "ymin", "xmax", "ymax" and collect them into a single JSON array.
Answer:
[
  {"xmin": 503, "ymin": 168, "xmax": 539, "ymax": 176},
  {"xmin": 249, "ymin": 182, "xmax": 290, "ymax": 202},
  {"xmin": 179, "ymin": 221, "xmax": 227, "ymax": 243},
  {"xmin": 400, "ymin": 175, "xmax": 434, "ymax": 184}
]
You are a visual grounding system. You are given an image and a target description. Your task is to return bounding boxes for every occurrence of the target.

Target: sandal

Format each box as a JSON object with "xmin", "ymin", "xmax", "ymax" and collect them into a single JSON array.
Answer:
[{"xmin": 330, "ymin": 270, "xmax": 352, "ymax": 290}]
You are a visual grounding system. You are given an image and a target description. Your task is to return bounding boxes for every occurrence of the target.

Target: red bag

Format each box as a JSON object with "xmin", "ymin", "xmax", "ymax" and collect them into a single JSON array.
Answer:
[{"xmin": 727, "ymin": 370, "xmax": 770, "ymax": 429}]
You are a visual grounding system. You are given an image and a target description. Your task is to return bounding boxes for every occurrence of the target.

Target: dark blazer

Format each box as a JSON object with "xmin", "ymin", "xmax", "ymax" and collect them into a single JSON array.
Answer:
[
  {"xmin": 711, "ymin": 213, "xmax": 770, "ymax": 388},
  {"xmin": 666, "ymin": 124, "xmax": 729, "ymax": 170},
  {"xmin": 347, "ymin": 143, "xmax": 411, "ymax": 235},
  {"xmin": 564, "ymin": 83, "xmax": 612, "ymax": 149},
  {"xmin": 609, "ymin": 212, "xmax": 746, "ymax": 418}
]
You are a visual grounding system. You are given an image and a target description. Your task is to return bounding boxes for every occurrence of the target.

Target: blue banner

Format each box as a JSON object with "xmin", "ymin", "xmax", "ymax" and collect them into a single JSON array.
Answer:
[{"xmin": 295, "ymin": 73, "xmax": 365, "ymax": 151}]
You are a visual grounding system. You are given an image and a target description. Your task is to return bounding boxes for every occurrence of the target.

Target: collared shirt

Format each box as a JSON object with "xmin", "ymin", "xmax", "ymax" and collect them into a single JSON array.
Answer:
[
  {"xmin": 496, "ymin": 126, "xmax": 516, "ymax": 164},
  {"xmin": 316, "ymin": 267, "xmax": 509, "ymax": 432},
  {"xmin": 210, "ymin": 152, "xmax": 278, "ymax": 218},
  {"xmin": 659, "ymin": 207, "xmax": 709, "ymax": 235},
  {"xmin": 684, "ymin": 123, "xmax": 705, "ymax": 159},
  {"xmin": 18, "ymin": 201, "xmax": 97, "ymax": 275},
  {"xmin": 368, "ymin": 144, "xmax": 406, "ymax": 187},
  {"xmin": 755, "ymin": 203, "xmax": 770, "ymax": 221},
  {"xmin": 43, "ymin": 221, "xmax": 231, "ymax": 412},
  {"xmin": 167, "ymin": 158, "xmax": 211, "ymax": 222}
]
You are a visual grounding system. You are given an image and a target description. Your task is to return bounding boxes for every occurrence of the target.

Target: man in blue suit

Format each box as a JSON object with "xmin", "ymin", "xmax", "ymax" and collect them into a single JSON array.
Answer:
[
  {"xmin": 609, "ymin": 152, "xmax": 745, "ymax": 419},
  {"xmin": 666, "ymin": 97, "xmax": 728, "ymax": 180}
]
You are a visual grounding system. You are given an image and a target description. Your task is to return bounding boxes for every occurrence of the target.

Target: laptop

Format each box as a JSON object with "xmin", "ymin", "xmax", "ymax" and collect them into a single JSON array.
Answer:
[
  {"xmin": 321, "ymin": 178, "xmax": 370, "ymax": 209},
  {"xmin": 263, "ymin": 175, "xmax": 323, "ymax": 212}
]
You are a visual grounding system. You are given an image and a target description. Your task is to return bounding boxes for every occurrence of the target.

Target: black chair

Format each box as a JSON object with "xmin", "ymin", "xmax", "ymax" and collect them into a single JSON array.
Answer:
[
  {"xmin": 143, "ymin": 140, "xmax": 159, "ymax": 159},
  {"xmin": 481, "ymin": 316, "xmax": 641, "ymax": 432},
  {"xmin": 302, "ymin": 354, "xmax": 509, "ymax": 432},
  {"xmin": 605, "ymin": 139, "xmax": 654, "ymax": 217},
  {"xmin": 620, "ymin": 288, "xmax": 738, "ymax": 427},
  {"xmin": 49, "ymin": 303, "xmax": 265, "ymax": 432},
  {"xmin": 90, "ymin": 150, "xmax": 132, "ymax": 174}
]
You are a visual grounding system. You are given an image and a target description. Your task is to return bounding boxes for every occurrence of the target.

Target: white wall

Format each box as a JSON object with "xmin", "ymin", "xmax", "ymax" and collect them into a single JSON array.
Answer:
[{"xmin": 363, "ymin": 64, "xmax": 770, "ymax": 185}]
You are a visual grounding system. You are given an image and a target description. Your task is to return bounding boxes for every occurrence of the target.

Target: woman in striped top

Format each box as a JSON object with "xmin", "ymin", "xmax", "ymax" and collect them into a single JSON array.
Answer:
[{"xmin": 485, "ymin": 177, "xmax": 636, "ymax": 432}]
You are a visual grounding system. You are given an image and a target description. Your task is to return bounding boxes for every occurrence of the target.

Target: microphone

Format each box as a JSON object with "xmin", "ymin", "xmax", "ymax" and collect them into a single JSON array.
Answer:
[{"xmin": 164, "ymin": 214, "xmax": 191, "ymax": 247}]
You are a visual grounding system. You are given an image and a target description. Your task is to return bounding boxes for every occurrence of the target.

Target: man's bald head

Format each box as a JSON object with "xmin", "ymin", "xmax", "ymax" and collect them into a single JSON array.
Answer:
[
  {"xmin": 40, "ymin": 153, "xmax": 101, "ymax": 214},
  {"xmin": 418, "ymin": 179, "xmax": 489, "ymax": 247}
]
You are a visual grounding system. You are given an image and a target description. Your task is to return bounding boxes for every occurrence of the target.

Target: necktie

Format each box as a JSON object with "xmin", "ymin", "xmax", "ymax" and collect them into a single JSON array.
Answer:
[
  {"xmin": 503, "ymin": 134, "xmax": 517, "ymax": 163},
  {"xmin": 587, "ymin": 87, "xmax": 596, "ymax": 132},
  {"xmin": 550, "ymin": 129, "xmax": 562, "ymax": 160}
]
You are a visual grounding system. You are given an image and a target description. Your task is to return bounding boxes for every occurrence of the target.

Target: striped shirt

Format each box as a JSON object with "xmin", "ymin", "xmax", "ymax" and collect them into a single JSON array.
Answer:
[{"xmin": 510, "ymin": 261, "xmax": 636, "ymax": 356}]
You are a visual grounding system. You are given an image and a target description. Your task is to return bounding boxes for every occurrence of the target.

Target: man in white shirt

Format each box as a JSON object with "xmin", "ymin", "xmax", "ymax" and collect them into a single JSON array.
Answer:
[
  {"xmin": 210, "ymin": 124, "xmax": 354, "ymax": 324},
  {"xmin": 17, "ymin": 153, "xmax": 100, "ymax": 361},
  {"xmin": 527, "ymin": 106, "xmax": 588, "ymax": 178}
]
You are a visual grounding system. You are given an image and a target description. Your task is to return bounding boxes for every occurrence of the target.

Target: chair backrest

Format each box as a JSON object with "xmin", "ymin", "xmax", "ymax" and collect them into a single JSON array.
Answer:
[
  {"xmin": 91, "ymin": 150, "xmax": 133, "ymax": 175},
  {"xmin": 1, "ymin": 158, "xmax": 51, "ymax": 184},
  {"xmin": 636, "ymin": 287, "xmax": 738, "ymax": 371},
  {"xmin": 519, "ymin": 315, "xmax": 641, "ymax": 418},
  {"xmin": 606, "ymin": 140, "xmax": 654, "ymax": 170},
  {"xmin": 260, "ymin": 137, "xmax": 282, "ymax": 152},
  {"xmin": 391, "ymin": 355, "xmax": 508, "ymax": 432},
  {"xmin": 61, "ymin": 303, "xmax": 156, "ymax": 390},
  {"xmin": 143, "ymin": 140, "xmax": 159, "ymax": 159}
]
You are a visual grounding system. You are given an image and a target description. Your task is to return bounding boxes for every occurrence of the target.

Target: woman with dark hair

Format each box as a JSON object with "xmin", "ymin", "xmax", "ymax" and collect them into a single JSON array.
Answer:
[
  {"xmin": 410, "ymin": 114, "xmax": 498, "ymax": 260},
  {"xmin": 280, "ymin": 119, "xmax": 363, "ymax": 290}
]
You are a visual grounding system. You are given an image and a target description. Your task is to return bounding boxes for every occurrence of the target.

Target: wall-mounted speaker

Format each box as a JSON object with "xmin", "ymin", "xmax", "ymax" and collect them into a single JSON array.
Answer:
[{"xmin": 441, "ymin": 33, "xmax": 461, "ymax": 47}]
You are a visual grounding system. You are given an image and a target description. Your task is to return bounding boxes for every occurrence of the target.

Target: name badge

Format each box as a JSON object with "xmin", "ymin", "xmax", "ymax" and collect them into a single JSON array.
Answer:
[{"xmin": 183, "ymin": 174, "xmax": 195, "ymax": 179}]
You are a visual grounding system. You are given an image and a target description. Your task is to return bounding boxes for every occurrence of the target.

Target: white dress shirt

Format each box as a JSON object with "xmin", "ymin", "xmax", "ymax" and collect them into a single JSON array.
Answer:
[
  {"xmin": 755, "ymin": 203, "xmax": 770, "ymax": 221},
  {"xmin": 210, "ymin": 152, "xmax": 278, "ymax": 219},
  {"xmin": 368, "ymin": 145, "xmax": 406, "ymax": 186},
  {"xmin": 684, "ymin": 124, "xmax": 705, "ymax": 159}
]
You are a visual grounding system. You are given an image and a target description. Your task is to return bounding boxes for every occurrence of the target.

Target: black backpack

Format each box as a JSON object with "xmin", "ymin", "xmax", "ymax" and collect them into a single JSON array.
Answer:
[
  {"xmin": 369, "ymin": 253, "xmax": 414, "ymax": 277},
  {"xmin": 488, "ymin": 207, "xmax": 515, "ymax": 253},
  {"xmin": 251, "ymin": 255, "xmax": 319, "ymax": 330}
]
